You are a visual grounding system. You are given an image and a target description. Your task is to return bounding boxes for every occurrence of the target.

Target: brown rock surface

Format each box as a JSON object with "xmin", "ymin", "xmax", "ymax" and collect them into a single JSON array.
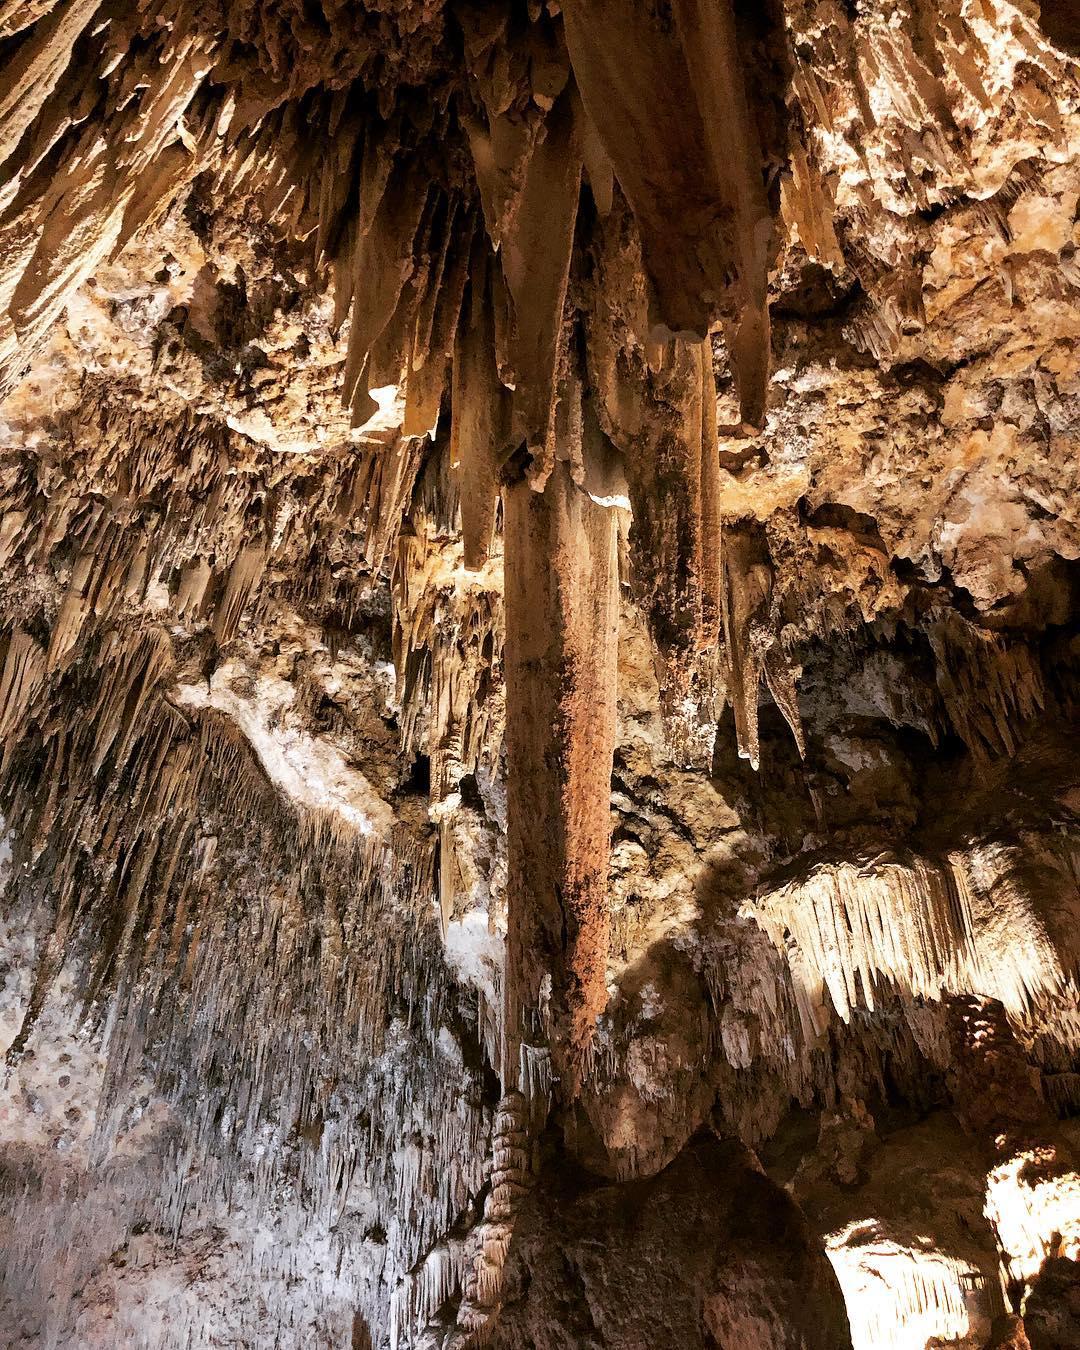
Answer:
[
  {"xmin": 0, "ymin": 2, "xmax": 1079, "ymax": 1348},
  {"xmin": 489, "ymin": 1131, "xmax": 852, "ymax": 1350}
]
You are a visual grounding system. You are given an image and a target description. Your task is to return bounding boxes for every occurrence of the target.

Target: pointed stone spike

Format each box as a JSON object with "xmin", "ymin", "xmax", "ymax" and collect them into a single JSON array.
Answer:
[
  {"xmin": 451, "ymin": 246, "xmax": 513, "ymax": 571},
  {"xmin": 500, "ymin": 88, "xmax": 582, "ymax": 478}
]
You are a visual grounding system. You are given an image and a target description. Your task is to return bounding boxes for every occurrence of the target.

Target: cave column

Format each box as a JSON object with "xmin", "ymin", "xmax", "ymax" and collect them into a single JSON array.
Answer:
[{"xmin": 502, "ymin": 448, "xmax": 620, "ymax": 1095}]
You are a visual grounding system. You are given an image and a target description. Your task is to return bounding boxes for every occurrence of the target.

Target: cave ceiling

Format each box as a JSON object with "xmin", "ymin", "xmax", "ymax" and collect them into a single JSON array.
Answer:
[{"xmin": 1, "ymin": 2, "xmax": 1080, "ymax": 1348}]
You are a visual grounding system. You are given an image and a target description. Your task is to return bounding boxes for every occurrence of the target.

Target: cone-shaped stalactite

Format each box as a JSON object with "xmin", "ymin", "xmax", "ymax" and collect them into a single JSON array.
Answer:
[{"xmin": 561, "ymin": 0, "xmax": 776, "ymax": 426}]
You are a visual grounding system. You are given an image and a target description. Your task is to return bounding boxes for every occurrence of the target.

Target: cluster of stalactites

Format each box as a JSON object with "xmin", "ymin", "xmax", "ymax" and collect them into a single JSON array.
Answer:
[
  {"xmin": 0, "ymin": 0, "xmax": 781, "ymax": 501},
  {"xmin": 0, "ymin": 371, "xmax": 516, "ymax": 1341},
  {"xmin": 296, "ymin": 0, "xmax": 784, "ymax": 1096},
  {"xmin": 0, "ymin": 1, "xmax": 793, "ymax": 762},
  {"xmin": 322, "ymin": 12, "xmax": 784, "ymax": 802},
  {"xmin": 746, "ymin": 836, "xmax": 1080, "ymax": 1057},
  {"xmin": 0, "ymin": 0, "xmax": 795, "ymax": 1111}
]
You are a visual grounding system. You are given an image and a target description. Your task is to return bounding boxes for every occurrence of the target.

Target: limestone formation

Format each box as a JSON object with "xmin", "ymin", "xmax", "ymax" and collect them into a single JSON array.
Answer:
[{"xmin": 0, "ymin": 2, "xmax": 1079, "ymax": 1348}]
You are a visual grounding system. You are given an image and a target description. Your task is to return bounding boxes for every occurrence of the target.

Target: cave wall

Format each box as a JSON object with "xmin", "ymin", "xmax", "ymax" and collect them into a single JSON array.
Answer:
[{"xmin": 0, "ymin": 2, "xmax": 1079, "ymax": 1348}]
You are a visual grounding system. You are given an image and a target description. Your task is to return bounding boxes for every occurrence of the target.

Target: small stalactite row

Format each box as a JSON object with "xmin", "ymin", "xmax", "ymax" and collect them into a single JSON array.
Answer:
[
  {"xmin": 0, "ymin": 608, "xmax": 493, "ymax": 1342},
  {"xmin": 745, "ymin": 839, "xmax": 1080, "ymax": 1061}
]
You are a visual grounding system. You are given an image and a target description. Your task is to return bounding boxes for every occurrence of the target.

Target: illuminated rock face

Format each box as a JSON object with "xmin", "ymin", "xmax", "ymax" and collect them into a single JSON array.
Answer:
[{"xmin": 1, "ymin": 2, "xmax": 1080, "ymax": 1348}]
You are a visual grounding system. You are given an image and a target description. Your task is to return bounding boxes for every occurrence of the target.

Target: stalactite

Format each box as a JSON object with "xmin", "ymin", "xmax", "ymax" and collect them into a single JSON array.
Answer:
[
  {"xmin": 561, "ymin": 0, "xmax": 776, "ymax": 426},
  {"xmin": 747, "ymin": 838, "xmax": 1080, "ymax": 1059},
  {"xmin": 392, "ymin": 500, "xmax": 504, "ymax": 807},
  {"xmin": 342, "ymin": 160, "xmax": 431, "ymax": 428},
  {"xmin": 928, "ymin": 616, "xmax": 1046, "ymax": 762},
  {"xmin": 503, "ymin": 425, "xmax": 620, "ymax": 1089},
  {"xmin": 0, "ymin": 622, "xmax": 492, "ymax": 1338},
  {"xmin": 451, "ymin": 245, "xmax": 513, "ymax": 572},
  {"xmin": 582, "ymin": 236, "xmax": 729, "ymax": 750},
  {"xmin": 498, "ymin": 87, "xmax": 582, "ymax": 480},
  {"xmin": 825, "ymin": 1223, "xmax": 991, "ymax": 1350},
  {"xmin": 2, "ymin": 3, "xmax": 1080, "ymax": 1346}
]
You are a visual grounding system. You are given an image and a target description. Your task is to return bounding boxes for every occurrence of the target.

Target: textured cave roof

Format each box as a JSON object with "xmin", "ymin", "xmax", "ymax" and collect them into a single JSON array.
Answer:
[{"xmin": 1, "ymin": 2, "xmax": 1080, "ymax": 1348}]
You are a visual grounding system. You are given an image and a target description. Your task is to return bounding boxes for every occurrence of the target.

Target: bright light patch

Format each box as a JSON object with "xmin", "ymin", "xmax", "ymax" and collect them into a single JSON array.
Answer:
[{"xmin": 826, "ymin": 1222, "xmax": 987, "ymax": 1350}]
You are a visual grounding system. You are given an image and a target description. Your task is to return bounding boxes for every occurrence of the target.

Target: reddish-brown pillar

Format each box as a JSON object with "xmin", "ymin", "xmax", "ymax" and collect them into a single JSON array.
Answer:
[{"xmin": 502, "ymin": 457, "xmax": 619, "ymax": 1093}]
